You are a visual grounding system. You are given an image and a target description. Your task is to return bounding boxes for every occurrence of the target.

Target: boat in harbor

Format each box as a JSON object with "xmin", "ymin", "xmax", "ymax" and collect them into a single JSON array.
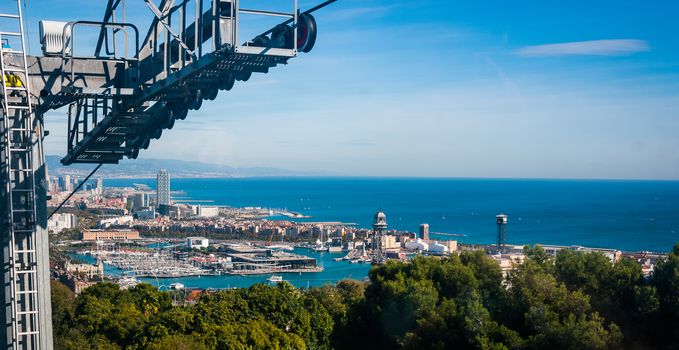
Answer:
[
  {"xmin": 169, "ymin": 283, "xmax": 185, "ymax": 290},
  {"xmin": 118, "ymin": 276, "xmax": 139, "ymax": 290},
  {"xmin": 267, "ymin": 275, "xmax": 284, "ymax": 283},
  {"xmin": 312, "ymin": 239, "xmax": 329, "ymax": 252}
]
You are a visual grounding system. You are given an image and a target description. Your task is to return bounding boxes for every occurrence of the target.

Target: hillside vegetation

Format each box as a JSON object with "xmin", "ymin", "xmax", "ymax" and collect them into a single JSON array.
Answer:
[{"xmin": 52, "ymin": 244, "xmax": 679, "ymax": 349}]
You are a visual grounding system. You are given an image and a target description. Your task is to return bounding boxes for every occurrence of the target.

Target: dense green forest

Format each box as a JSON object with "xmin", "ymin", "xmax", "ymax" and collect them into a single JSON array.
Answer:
[{"xmin": 52, "ymin": 244, "xmax": 679, "ymax": 349}]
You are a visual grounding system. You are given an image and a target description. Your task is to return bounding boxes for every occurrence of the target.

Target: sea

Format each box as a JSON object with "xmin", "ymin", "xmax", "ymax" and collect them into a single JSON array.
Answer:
[{"xmin": 97, "ymin": 177, "xmax": 679, "ymax": 289}]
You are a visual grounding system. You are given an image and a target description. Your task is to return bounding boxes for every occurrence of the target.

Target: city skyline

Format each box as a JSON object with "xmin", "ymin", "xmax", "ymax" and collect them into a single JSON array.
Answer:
[
  {"xmin": 30, "ymin": 0, "xmax": 679, "ymax": 179},
  {"xmin": 4, "ymin": 1, "xmax": 677, "ymax": 349}
]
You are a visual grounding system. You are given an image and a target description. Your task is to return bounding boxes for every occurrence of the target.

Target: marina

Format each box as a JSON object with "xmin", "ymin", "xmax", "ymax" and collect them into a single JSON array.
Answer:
[
  {"xmin": 84, "ymin": 251, "xmax": 215, "ymax": 278},
  {"xmin": 75, "ymin": 248, "xmax": 371, "ymax": 290},
  {"xmin": 77, "ymin": 243, "xmax": 329, "ymax": 281}
]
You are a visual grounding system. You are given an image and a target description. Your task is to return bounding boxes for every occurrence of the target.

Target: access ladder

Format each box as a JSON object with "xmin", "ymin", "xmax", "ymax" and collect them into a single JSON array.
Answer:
[{"xmin": 0, "ymin": 0, "xmax": 42, "ymax": 348}]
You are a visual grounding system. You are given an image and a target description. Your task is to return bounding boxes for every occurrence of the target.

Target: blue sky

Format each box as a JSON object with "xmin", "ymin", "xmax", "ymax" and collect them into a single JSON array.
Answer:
[{"xmin": 26, "ymin": 0, "xmax": 679, "ymax": 179}]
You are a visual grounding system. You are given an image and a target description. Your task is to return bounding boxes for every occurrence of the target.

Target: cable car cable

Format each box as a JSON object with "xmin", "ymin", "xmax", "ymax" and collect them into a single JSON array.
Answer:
[{"xmin": 47, "ymin": 163, "xmax": 103, "ymax": 220}]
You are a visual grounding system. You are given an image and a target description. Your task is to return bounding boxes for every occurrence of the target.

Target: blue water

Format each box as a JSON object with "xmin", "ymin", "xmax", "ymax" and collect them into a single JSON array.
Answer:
[
  {"xmin": 106, "ymin": 177, "xmax": 679, "ymax": 253},
  {"xmin": 76, "ymin": 249, "xmax": 371, "ymax": 290}
]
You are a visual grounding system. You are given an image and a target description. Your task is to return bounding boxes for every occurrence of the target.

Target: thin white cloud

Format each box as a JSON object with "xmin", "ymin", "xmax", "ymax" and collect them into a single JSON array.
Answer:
[{"xmin": 515, "ymin": 39, "xmax": 650, "ymax": 57}]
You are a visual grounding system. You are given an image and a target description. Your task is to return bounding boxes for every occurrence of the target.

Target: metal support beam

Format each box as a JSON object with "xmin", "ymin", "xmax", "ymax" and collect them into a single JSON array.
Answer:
[
  {"xmin": 139, "ymin": 0, "xmax": 174, "ymax": 59},
  {"xmin": 94, "ymin": 0, "xmax": 122, "ymax": 57},
  {"xmin": 143, "ymin": 0, "xmax": 197, "ymax": 60}
]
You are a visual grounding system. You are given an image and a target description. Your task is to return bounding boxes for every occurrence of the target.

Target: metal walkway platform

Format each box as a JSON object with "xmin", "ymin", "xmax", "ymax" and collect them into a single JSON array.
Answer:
[
  {"xmin": 21, "ymin": 0, "xmax": 333, "ymax": 165},
  {"xmin": 61, "ymin": 46, "xmax": 292, "ymax": 165}
]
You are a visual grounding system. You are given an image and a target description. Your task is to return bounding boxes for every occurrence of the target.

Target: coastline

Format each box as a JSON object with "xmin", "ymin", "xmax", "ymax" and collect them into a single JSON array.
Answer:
[{"xmin": 103, "ymin": 177, "xmax": 679, "ymax": 252}]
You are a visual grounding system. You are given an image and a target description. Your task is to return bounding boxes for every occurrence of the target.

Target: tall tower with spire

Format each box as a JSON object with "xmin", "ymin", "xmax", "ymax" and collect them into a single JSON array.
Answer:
[
  {"xmin": 496, "ymin": 214, "xmax": 508, "ymax": 253},
  {"xmin": 372, "ymin": 210, "xmax": 388, "ymax": 263}
]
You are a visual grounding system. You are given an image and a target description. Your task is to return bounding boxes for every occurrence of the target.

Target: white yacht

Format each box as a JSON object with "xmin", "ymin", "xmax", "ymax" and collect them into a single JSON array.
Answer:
[
  {"xmin": 118, "ymin": 276, "xmax": 139, "ymax": 290},
  {"xmin": 169, "ymin": 282, "xmax": 185, "ymax": 290},
  {"xmin": 267, "ymin": 275, "xmax": 284, "ymax": 283}
]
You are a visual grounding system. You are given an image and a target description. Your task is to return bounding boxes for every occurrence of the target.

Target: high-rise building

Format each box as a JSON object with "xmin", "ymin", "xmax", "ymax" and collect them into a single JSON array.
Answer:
[
  {"xmin": 96, "ymin": 178, "xmax": 104, "ymax": 195},
  {"xmin": 419, "ymin": 223, "xmax": 430, "ymax": 240},
  {"xmin": 156, "ymin": 170, "xmax": 171, "ymax": 206},
  {"xmin": 335, "ymin": 227, "xmax": 345, "ymax": 238},
  {"xmin": 312, "ymin": 225, "xmax": 323, "ymax": 239},
  {"xmin": 131, "ymin": 193, "xmax": 141, "ymax": 210},
  {"xmin": 47, "ymin": 176, "xmax": 59, "ymax": 194},
  {"xmin": 321, "ymin": 227, "xmax": 332, "ymax": 241},
  {"xmin": 131, "ymin": 193, "xmax": 149, "ymax": 210},
  {"xmin": 285, "ymin": 227, "xmax": 299, "ymax": 239},
  {"xmin": 59, "ymin": 175, "xmax": 72, "ymax": 192}
]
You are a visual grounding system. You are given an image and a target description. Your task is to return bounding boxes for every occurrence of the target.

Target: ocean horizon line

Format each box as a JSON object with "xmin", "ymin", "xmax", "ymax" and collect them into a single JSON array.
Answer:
[{"xmin": 101, "ymin": 175, "xmax": 679, "ymax": 182}]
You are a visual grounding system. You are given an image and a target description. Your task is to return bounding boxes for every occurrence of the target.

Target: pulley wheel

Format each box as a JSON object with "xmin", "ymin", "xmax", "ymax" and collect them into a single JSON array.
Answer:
[
  {"xmin": 141, "ymin": 137, "xmax": 151, "ymax": 150},
  {"xmin": 219, "ymin": 73, "xmax": 236, "ymax": 91},
  {"xmin": 175, "ymin": 108, "xmax": 188, "ymax": 120},
  {"xmin": 205, "ymin": 87, "xmax": 218, "ymax": 101},
  {"xmin": 127, "ymin": 147, "xmax": 140, "ymax": 159},
  {"xmin": 165, "ymin": 110, "xmax": 176, "ymax": 129},
  {"xmin": 189, "ymin": 90, "xmax": 203, "ymax": 110},
  {"xmin": 297, "ymin": 13, "xmax": 317, "ymax": 53},
  {"xmin": 152, "ymin": 127, "xmax": 162, "ymax": 139},
  {"xmin": 236, "ymin": 71, "xmax": 251, "ymax": 82}
]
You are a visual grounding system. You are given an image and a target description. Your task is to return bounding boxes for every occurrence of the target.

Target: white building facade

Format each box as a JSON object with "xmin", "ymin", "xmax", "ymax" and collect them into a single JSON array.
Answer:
[
  {"xmin": 187, "ymin": 237, "xmax": 209, "ymax": 249},
  {"xmin": 47, "ymin": 213, "xmax": 78, "ymax": 234}
]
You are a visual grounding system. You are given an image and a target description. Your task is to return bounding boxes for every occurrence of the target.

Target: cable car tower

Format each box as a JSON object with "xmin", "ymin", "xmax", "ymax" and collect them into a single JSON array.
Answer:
[{"xmin": 0, "ymin": 0, "xmax": 335, "ymax": 348}]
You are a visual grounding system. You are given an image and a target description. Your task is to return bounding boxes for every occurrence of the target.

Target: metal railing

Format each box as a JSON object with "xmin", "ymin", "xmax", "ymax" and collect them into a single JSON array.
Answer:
[
  {"xmin": 67, "ymin": 96, "xmax": 114, "ymax": 152},
  {"xmin": 232, "ymin": 0, "xmax": 298, "ymax": 56},
  {"xmin": 60, "ymin": 21, "xmax": 140, "ymax": 88}
]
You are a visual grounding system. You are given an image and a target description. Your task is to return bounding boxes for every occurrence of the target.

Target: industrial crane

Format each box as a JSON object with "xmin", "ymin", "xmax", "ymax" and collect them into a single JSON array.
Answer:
[{"xmin": 0, "ymin": 0, "xmax": 336, "ymax": 348}]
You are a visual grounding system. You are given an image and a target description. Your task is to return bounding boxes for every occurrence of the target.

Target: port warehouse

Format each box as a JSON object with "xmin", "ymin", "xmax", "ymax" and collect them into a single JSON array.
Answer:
[
  {"xmin": 169, "ymin": 243, "xmax": 319, "ymax": 271},
  {"xmin": 224, "ymin": 245, "xmax": 317, "ymax": 271}
]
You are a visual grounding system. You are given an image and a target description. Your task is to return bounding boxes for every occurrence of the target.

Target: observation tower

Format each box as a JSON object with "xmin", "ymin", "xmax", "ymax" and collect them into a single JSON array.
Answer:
[
  {"xmin": 496, "ymin": 214, "xmax": 508, "ymax": 253},
  {"xmin": 372, "ymin": 210, "xmax": 387, "ymax": 263}
]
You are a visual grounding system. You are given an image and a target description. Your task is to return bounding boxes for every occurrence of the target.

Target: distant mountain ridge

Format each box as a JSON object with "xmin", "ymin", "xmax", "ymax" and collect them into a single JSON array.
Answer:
[{"xmin": 46, "ymin": 155, "xmax": 320, "ymax": 178}]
